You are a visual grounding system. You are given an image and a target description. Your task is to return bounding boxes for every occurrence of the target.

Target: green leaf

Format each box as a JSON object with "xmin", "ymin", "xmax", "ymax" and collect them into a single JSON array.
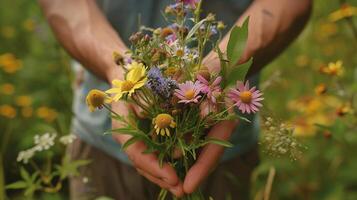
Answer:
[
  {"xmin": 121, "ymin": 137, "xmax": 140, "ymax": 150},
  {"xmin": 201, "ymin": 138, "xmax": 233, "ymax": 148},
  {"xmin": 158, "ymin": 152, "xmax": 165, "ymax": 168},
  {"xmin": 216, "ymin": 46, "xmax": 229, "ymax": 87},
  {"xmin": 57, "ymin": 155, "xmax": 91, "ymax": 180},
  {"xmin": 20, "ymin": 167, "xmax": 31, "ymax": 182},
  {"xmin": 5, "ymin": 181, "xmax": 27, "ymax": 190},
  {"xmin": 95, "ymin": 197, "xmax": 115, "ymax": 200},
  {"xmin": 186, "ymin": 18, "xmax": 207, "ymax": 41},
  {"xmin": 106, "ymin": 127, "xmax": 138, "ymax": 136},
  {"xmin": 226, "ymin": 58, "xmax": 253, "ymax": 86},
  {"xmin": 226, "ymin": 17, "xmax": 249, "ymax": 67},
  {"xmin": 314, "ymin": 123, "xmax": 331, "ymax": 130}
]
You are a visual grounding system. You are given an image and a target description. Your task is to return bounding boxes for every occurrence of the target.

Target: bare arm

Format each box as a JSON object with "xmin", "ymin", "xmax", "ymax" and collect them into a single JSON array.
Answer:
[
  {"xmin": 204, "ymin": 0, "xmax": 312, "ymax": 76},
  {"xmin": 38, "ymin": 0, "xmax": 184, "ymax": 197},
  {"xmin": 185, "ymin": 0, "xmax": 312, "ymax": 194},
  {"xmin": 38, "ymin": 0, "xmax": 126, "ymax": 82}
]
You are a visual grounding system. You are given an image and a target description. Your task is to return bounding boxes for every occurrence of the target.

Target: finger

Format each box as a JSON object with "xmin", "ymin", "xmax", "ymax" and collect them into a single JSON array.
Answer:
[
  {"xmin": 137, "ymin": 168, "xmax": 184, "ymax": 197},
  {"xmin": 128, "ymin": 103, "xmax": 146, "ymax": 119},
  {"xmin": 183, "ymin": 120, "xmax": 238, "ymax": 194},
  {"xmin": 126, "ymin": 141, "xmax": 179, "ymax": 186}
]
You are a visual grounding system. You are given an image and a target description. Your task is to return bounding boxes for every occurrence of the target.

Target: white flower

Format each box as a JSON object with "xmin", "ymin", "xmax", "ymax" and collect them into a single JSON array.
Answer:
[
  {"xmin": 82, "ymin": 177, "xmax": 89, "ymax": 183},
  {"xmin": 17, "ymin": 148, "xmax": 36, "ymax": 164},
  {"xmin": 33, "ymin": 132, "xmax": 57, "ymax": 151},
  {"xmin": 59, "ymin": 134, "xmax": 77, "ymax": 145}
]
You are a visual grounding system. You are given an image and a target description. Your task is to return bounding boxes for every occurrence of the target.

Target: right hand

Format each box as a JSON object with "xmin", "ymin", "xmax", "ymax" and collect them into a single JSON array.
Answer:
[{"xmin": 111, "ymin": 101, "xmax": 184, "ymax": 197}]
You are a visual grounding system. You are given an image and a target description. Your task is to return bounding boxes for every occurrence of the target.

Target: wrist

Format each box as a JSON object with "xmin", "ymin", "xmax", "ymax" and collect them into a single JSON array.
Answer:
[{"xmin": 104, "ymin": 49, "xmax": 128, "ymax": 84}]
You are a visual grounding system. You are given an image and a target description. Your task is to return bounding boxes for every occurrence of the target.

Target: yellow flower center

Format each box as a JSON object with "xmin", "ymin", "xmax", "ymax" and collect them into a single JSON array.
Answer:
[
  {"xmin": 86, "ymin": 89, "xmax": 106, "ymax": 108},
  {"xmin": 240, "ymin": 91, "xmax": 252, "ymax": 103},
  {"xmin": 185, "ymin": 89, "xmax": 195, "ymax": 100},
  {"xmin": 176, "ymin": 49, "xmax": 184, "ymax": 57},
  {"xmin": 155, "ymin": 114, "xmax": 174, "ymax": 129},
  {"xmin": 121, "ymin": 80, "xmax": 134, "ymax": 92}
]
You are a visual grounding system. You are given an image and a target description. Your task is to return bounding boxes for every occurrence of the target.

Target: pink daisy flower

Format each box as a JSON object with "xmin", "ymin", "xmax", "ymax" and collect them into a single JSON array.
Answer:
[
  {"xmin": 197, "ymin": 75, "xmax": 222, "ymax": 104},
  {"xmin": 227, "ymin": 81, "xmax": 264, "ymax": 114},
  {"xmin": 174, "ymin": 80, "xmax": 202, "ymax": 104}
]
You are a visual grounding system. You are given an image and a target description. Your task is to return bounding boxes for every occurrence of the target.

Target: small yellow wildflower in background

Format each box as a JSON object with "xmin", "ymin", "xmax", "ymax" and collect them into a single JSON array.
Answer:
[
  {"xmin": 36, "ymin": 106, "xmax": 58, "ymax": 122},
  {"xmin": 15, "ymin": 95, "xmax": 33, "ymax": 107},
  {"xmin": 336, "ymin": 104, "xmax": 353, "ymax": 117},
  {"xmin": 0, "ymin": 53, "xmax": 22, "ymax": 74},
  {"xmin": 106, "ymin": 63, "xmax": 147, "ymax": 101},
  {"xmin": 23, "ymin": 19, "xmax": 35, "ymax": 32},
  {"xmin": 295, "ymin": 55, "xmax": 310, "ymax": 67},
  {"xmin": 1, "ymin": 26, "xmax": 15, "ymax": 39},
  {"xmin": 293, "ymin": 114, "xmax": 332, "ymax": 137},
  {"xmin": 315, "ymin": 22, "xmax": 337, "ymax": 40},
  {"xmin": 153, "ymin": 113, "xmax": 176, "ymax": 136},
  {"xmin": 321, "ymin": 60, "xmax": 344, "ymax": 76},
  {"xmin": 0, "ymin": 83, "xmax": 15, "ymax": 95},
  {"xmin": 315, "ymin": 83, "xmax": 327, "ymax": 95},
  {"xmin": 86, "ymin": 89, "xmax": 112, "ymax": 112},
  {"xmin": 0, "ymin": 104, "xmax": 17, "ymax": 119},
  {"xmin": 288, "ymin": 95, "xmax": 340, "ymax": 137},
  {"xmin": 329, "ymin": 4, "xmax": 357, "ymax": 22}
]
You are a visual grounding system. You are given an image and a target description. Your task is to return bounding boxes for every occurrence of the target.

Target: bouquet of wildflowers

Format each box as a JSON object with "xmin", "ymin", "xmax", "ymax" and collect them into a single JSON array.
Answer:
[{"xmin": 86, "ymin": 0, "xmax": 263, "ymax": 199}]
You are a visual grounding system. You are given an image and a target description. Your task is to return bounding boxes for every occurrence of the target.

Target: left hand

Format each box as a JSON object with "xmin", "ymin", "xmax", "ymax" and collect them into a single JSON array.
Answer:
[{"xmin": 183, "ymin": 120, "xmax": 238, "ymax": 194}]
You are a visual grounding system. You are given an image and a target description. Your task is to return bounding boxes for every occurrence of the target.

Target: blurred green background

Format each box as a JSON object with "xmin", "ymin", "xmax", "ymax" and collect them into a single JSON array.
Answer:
[{"xmin": 1, "ymin": 0, "xmax": 356, "ymax": 199}]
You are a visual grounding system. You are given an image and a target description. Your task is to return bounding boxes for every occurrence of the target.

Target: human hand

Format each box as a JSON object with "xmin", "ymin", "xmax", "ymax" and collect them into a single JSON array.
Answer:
[
  {"xmin": 183, "ymin": 120, "xmax": 238, "ymax": 194},
  {"xmin": 111, "ymin": 101, "xmax": 184, "ymax": 197}
]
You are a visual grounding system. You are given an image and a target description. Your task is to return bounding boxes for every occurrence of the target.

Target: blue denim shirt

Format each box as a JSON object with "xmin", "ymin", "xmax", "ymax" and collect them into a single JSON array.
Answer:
[{"xmin": 71, "ymin": 0, "xmax": 257, "ymax": 164}]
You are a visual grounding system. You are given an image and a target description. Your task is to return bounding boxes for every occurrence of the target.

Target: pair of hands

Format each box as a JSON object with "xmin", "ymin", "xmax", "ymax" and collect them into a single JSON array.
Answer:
[
  {"xmin": 112, "ymin": 101, "xmax": 238, "ymax": 197},
  {"xmin": 110, "ymin": 57, "xmax": 239, "ymax": 197}
]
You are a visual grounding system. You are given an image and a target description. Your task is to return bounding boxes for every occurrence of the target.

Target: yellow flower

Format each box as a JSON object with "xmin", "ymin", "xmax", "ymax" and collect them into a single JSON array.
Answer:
[
  {"xmin": 106, "ymin": 64, "xmax": 147, "ymax": 101},
  {"xmin": 322, "ymin": 60, "xmax": 344, "ymax": 76},
  {"xmin": 125, "ymin": 61, "xmax": 145, "ymax": 70},
  {"xmin": 293, "ymin": 114, "xmax": 331, "ymax": 137},
  {"xmin": 1, "ymin": 26, "xmax": 15, "ymax": 39},
  {"xmin": 336, "ymin": 104, "xmax": 353, "ymax": 117},
  {"xmin": 23, "ymin": 19, "xmax": 35, "ymax": 32},
  {"xmin": 164, "ymin": 66, "xmax": 178, "ymax": 77},
  {"xmin": 15, "ymin": 96, "xmax": 32, "ymax": 107},
  {"xmin": 0, "ymin": 53, "xmax": 22, "ymax": 74},
  {"xmin": 0, "ymin": 83, "xmax": 15, "ymax": 95},
  {"xmin": 329, "ymin": 4, "xmax": 357, "ymax": 22},
  {"xmin": 0, "ymin": 104, "xmax": 17, "ymax": 119},
  {"xmin": 295, "ymin": 55, "xmax": 309, "ymax": 67},
  {"xmin": 86, "ymin": 89, "xmax": 112, "ymax": 112},
  {"xmin": 153, "ymin": 113, "xmax": 176, "ymax": 136},
  {"xmin": 315, "ymin": 83, "xmax": 327, "ymax": 95},
  {"xmin": 36, "ymin": 106, "xmax": 58, "ymax": 122}
]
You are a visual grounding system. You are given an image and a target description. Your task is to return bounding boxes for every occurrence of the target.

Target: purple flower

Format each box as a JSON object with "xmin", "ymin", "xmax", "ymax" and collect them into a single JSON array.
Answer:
[
  {"xmin": 210, "ymin": 26, "xmax": 218, "ymax": 35},
  {"xmin": 174, "ymin": 81, "xmax": 203, "ymax": 104},
  {"xmin": 197, "ymin": 75, "xmax": 222, "ymax": 104},
  {"xmin": 178, "ymin": 0, "xmax": 200, "ymax": 9},
  {"xmin": 147, "ymin": 67, "xmax": 177, "ymax": 98},
  {"xmin": 166, "ymin": 33, "xmax": 177, "ymax": 44},
  {"xmin": 227, "ymin": 81, "xmax": 264, "ymax": 114}
]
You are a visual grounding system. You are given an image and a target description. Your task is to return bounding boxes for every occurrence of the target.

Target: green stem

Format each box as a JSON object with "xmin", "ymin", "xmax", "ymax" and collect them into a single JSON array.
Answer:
[
  {"xmin": 0, "ymin": 153, "xmax": 5, "ymax": 200},
  {"xmin": 1, "ymin": 122, "xmax": 12, "ymax": 155}
]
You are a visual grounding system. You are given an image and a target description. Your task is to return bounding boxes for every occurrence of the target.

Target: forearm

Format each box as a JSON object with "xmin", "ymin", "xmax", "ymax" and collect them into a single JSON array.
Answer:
[
  {"xmin": 205, "ymin": 0, "xmax": 312, "ymax": 75},
  {"xmin": 38, "ymin": 0, "xmax": 127, "ymax": 82}
]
